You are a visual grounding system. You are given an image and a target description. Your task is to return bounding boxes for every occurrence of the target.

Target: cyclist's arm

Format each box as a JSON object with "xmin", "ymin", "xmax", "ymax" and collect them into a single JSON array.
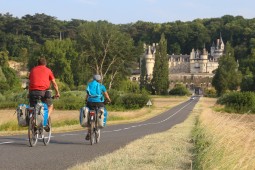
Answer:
[
  {"xmin": 103, "ymin": 91, "xmax": 111, "ymax": 103},
  {"xmin": 85, "ymin": 93, "xmax": 88, "ymax": 102},
  {"xmin": 51, "ymin": 79, "xmax": 60, "ymax": 97}
]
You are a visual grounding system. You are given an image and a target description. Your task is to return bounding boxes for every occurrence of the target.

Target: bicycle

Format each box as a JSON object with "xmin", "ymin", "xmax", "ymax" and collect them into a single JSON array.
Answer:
[
  {"xmin": 88, "ymin": 101, "xmax": 110, "ymax": 145},
  {"xmin": 27, "ymin": 96, "xmax": 52, "ymax": 147}
]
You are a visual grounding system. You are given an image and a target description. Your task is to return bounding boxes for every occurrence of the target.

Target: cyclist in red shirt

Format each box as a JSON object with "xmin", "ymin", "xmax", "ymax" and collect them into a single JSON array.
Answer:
[{"xmin": 29, "ymin": 57, "xmax": 60, "ymax": 119}]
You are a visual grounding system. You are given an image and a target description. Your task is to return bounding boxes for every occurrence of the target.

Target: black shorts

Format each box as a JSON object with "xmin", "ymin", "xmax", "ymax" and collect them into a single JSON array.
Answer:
[
  {"xmin": 86, "ymin": 102, "xmax": 104, "ymax": 110},
  {"xmin": 29, "ymin": 90, "xmax": 52, "ymax": 107}
]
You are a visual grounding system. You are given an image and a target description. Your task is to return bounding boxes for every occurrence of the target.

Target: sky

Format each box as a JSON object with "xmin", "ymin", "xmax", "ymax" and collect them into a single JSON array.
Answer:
[{"xmin": 0, "ymin": 0, "xmax": 255, "ymax": 24}]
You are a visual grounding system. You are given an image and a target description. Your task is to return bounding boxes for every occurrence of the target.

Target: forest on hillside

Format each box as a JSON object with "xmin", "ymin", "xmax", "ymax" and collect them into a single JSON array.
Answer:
[{"xmin": 1, "ymin": 13, "xmax": 255, "ymax": 93}]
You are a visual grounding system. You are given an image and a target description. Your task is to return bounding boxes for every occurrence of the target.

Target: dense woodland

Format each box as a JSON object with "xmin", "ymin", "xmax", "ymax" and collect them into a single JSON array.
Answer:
[{"xmin": 1, "ymin": 13, "xmax": 255, "ymax": 96}]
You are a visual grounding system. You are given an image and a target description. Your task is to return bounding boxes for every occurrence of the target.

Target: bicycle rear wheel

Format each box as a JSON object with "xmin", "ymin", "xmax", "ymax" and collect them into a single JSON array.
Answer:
[
  {"xmin": 43, "ymin": 117, "xmax": 52, "ymax": 146},
  {"xmin": 95, "ymin": 114, "xmax": 100, "ymax": 143},
  {"xmin": 95, "ymin": 129, "xmax": 100, "ymax": 143},
  {"xmin": 28, "ymin": 117, "xmax": 38, "ymax": 147},
  {"xmin": 90, "ymin": 122, "xmax": 95, "ymax": 145}
]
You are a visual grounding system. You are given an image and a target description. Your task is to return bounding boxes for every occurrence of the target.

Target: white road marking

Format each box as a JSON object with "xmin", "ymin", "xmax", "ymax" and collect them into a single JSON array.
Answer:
[
  {"xmin": 0, "ymin": 141, "xmax": 14, "ymax": 145},
  {"xmin": 102, "ymin": 101, "xmax": 192, "ymax": 133}
]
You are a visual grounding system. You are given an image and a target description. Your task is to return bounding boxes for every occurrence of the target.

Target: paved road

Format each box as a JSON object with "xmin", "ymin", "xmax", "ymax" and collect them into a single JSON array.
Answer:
[{"xmin": 0, "ymin": 97, "xmax": 199, "ymax": 170}]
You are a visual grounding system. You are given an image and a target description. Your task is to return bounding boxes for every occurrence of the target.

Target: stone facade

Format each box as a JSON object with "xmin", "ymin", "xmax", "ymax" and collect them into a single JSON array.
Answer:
[{"xmin": 130, "ymin": 34, "xmax": 225, "ymax": 90}]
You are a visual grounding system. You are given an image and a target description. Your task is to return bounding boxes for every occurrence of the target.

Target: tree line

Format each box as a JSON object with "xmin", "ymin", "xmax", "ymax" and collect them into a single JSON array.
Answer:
[{"xmin": 1, "ymin": 13, "xmax": 255, "ymax": 95}]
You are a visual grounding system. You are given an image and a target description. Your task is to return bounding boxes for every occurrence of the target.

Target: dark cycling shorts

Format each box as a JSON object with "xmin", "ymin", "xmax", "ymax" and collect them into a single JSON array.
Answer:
[
  {"xmin": 29, "ymin": 90, "xmax": 52, "ymax": 107},
  {"xmin": 86, "ymin": 101, "xmax": 104, "ymax": 110}
]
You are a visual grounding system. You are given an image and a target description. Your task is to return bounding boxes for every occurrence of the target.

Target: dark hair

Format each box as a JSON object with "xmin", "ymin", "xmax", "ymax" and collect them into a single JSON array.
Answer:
[{"xmin": 38, "ymin": 57, "xmax": 47, "ymax": 65}]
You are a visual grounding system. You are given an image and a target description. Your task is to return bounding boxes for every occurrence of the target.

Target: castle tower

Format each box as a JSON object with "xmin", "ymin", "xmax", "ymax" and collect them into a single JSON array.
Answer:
[
  {"xmin": 211, "ymin": 33, "xmax": 224, "ymax": 61},
  {"xmin": 144, "ymin": 44, "xmax": 156, "ymax": 79},
  {"xmin": 190, "ymin": 48, "xmax": 195, "ymax": 63},
  {"xmin": 211, "ymin": 42, "xmax": 215, "ymax": 55},
  {"xmin": 220, "ymin": 33, "xmax": 224, "ymax": 50},
  {"xmin": 199, "ymin": 47, "xmax": 208, "ymax": 73}
]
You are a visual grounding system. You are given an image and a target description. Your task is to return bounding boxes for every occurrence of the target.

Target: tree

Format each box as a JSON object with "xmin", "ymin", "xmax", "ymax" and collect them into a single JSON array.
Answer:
[
  {"xmin": 40, "ymin": 39, "xmax": 77, "ymax": 88},
  {"xmin": 76, "ymin": 21, "xmax": 135, "ymax": 89},
  {"xmin": 2, "ymin": 66, "xmax": 21, "ymax": 92},
  {"xmin": 0, "ymin": 51, "xmax": 9, "ymax": 67},
  {"xmin": 151, "ymin": 33, "xmax": 169, "ymax": 95},
  {"xmin": 0, "ymin": 67, "xmax": 6, "ymax": 82},
  {"xmin": 212, "ymin": 42, "xmax": 242, "ymax": 96},
  {"xmin": 240, "ymin": 67, "xmax": 254, "ymax": 91}
]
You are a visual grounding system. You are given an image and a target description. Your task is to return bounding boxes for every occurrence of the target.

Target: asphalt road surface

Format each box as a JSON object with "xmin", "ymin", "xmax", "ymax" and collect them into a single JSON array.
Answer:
[{"xmin": 0, "ymin": 97, "xmax": 199, "ymax": 170}]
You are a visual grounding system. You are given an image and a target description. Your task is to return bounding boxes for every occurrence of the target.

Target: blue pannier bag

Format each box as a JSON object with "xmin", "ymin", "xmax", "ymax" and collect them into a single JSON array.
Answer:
[
  {"xmin": 98, "ymin": 107, "xmax": 108, "ymax": 128},
  {"xmin": 35, "ymin": 102, "xmax": 48, "ymax": 127}
]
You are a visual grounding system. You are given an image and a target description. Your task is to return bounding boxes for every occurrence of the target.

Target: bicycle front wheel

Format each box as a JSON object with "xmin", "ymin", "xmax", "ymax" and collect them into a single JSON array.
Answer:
[
  {"xmin": 28, "ymin": 117, "xmax": 38, "ymax": 147},
  {"xmin": 43, "ymin": 117, "xmax": 52, "ymax": 146}
]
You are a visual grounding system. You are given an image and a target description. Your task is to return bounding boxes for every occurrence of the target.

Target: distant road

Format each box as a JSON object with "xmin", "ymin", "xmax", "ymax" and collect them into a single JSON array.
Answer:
[{"xmin": 0, "ymin": 98, "xmax": 199, "ymax": 170}]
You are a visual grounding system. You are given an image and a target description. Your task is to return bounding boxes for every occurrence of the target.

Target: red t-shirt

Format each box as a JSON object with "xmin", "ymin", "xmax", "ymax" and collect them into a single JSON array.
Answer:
[{"xmin": 29, "ymin": 65, "xmax": 55, "ymax": 91}]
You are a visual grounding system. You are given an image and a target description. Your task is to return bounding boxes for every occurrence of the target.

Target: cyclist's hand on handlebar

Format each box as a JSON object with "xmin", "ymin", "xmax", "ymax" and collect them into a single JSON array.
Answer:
[
  {"xmin": 104, "ymin": 100, "xmax": 111, "ymax": 104},
  {"xmin": 53, "ymin": 94, "xmax": 60, "ymax": 99}
]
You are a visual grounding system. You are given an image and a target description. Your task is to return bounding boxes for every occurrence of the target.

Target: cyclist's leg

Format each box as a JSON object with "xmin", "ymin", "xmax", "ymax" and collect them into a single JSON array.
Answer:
[
  {"xmin": 48, "ymin": 104, "xmax": 53, "ymax": 118},
  {"xmin": 43, "ymin": 91, "xmax": 53, "ymax": 118},
  {"xmin": 43, "ymin": 97, "xmax": 52, "ymax": 131},
  {"xmin": 85, "ymin": 127, "xmax": 91, "ymax": 140},
  {"xmin": 85, "ymin": 102, "xmax": 96, "ymax": 140}
]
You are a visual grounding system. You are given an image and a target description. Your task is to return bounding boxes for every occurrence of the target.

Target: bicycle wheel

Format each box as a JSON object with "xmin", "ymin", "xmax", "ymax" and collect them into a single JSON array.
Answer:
[
  {"xmin": 28, "ymin": 116, "xmax": 38, "ymax": 147},
  {"xmin": 95, "ymin": 114, "xmax": 100, "ymax": 143},
  {"xmin": 95, "ymin": 129, "xmax": 100, "ymax": 143},
  {"xmin": 90, "ymin": 122, "xmax": 95, "ymax": 145},
  {"xmin": 43, "ymin": 117, "xmax": 52, "ymax": 146}
]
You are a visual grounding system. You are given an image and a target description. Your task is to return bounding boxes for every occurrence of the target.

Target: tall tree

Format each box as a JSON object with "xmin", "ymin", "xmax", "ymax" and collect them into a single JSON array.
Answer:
[
  {"xmin": 0, "ymin": 51, "xmax": 9, "ymax": 67},
  {"xmin": 212, "ymin": 42, "xmax": 242, "ymax": 96},
  {"xmin": 40, "ymin": 39, "xmax": 77, "ymax": 87},
  {"xmin": 151, "ymin": 33, "xmax": 169, "ymax": 95},
  {"xmin": 240, "ymin": 67, "xmax": 254, "ymax": 91},
  {"xmin": 76, "ymin": 21, "xmax": 135, "ymax": 88}
]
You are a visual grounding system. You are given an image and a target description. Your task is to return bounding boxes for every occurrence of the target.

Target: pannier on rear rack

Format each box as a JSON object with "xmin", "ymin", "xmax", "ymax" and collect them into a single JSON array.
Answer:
[{"xmin": 16, "ymin": 104, "xmax": 29, "ymax": 127}]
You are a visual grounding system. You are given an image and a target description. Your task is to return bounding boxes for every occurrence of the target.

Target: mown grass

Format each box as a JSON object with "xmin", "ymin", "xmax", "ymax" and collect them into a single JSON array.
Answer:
[{"xmin": 192, "ymin": 97, "xmax": 255, "ymax": 170}]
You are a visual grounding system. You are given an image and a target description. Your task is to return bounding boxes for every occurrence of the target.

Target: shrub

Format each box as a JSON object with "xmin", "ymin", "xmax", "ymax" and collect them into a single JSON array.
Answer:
[
  {"xmin": 0, "ymin": 90, "xmax": 28, "ymax": 108},
  {"xmin": 217, "ymin": 91, "xmax": 255, "ymax": 113},
  {"xmin": 0, "ymin": 90, "xmax": 151, "ymax": 111},
  {"xmin": 53, "ymin": 91, "xmax": 85, "ymax": 110},
  {"xmin": 203, "ymin": 88, "xmax": 217, "ymax": 98},
  {"xmin": 116, "ymin": 80, "xmax": 140, "ymax": 93},
  {"xmin": 169, "ymin": 84, "xmax": 190, "ymax": 96},
  {"xmin": 121, "ymin": 93, "xmax": 149, "ymax": 109}
]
